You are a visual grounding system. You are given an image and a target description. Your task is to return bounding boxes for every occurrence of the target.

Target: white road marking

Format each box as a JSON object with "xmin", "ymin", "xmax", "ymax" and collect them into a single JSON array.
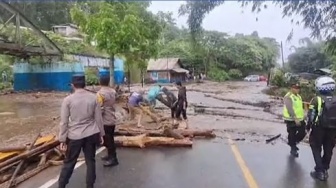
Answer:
[{"xmin": 38, "ymin": 147, "xmax": 105, "ymax": 188}]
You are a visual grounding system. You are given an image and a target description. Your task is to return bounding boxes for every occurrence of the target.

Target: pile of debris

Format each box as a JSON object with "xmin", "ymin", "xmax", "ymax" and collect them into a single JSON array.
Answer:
[{"xmin": 0, "ymin": 93, "xmax": 216, "ymax": 187}]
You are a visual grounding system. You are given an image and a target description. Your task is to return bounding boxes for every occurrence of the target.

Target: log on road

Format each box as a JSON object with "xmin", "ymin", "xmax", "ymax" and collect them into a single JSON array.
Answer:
[
  {"xmin": 0, "ymin": 140, "xmax": 60, "ymax": 170},
  {"xmin": 0, "ymin": 147, "xmax": 27, "ymax": 153},
  {"xmin": 116, "ymin": 127, "xmax": 216, "ymax": 138},
  {"xmin": 114, "ymin": 134, "xmax": 192, "ymax": 148}
]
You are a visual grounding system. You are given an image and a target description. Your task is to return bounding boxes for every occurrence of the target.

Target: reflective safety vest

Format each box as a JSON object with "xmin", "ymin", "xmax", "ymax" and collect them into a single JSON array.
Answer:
[
  {"xmin": 308, "ymin": 96, "xmax": 323, "ymax": 123},
  {"xmin": 283, "ymin": 92, "xmax": 304, "ymax": 121}
]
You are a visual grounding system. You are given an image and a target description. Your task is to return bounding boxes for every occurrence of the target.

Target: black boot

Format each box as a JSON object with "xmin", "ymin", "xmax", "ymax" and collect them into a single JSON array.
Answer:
[
  {"xmin": 101, "ymin": 154, "xmax": 109, "ymax": 161},
  {"xmin": 310, "ymin": 170, "xmax": 327, "ymax": 181},
  {"xmin": 103, "ymin": 150, "xmax": 119, "ymax": 167},
  {"xmin": 290, "ymin": 147, "xmax": 299, "ymax": 157},
  {"xmin": 324, "ymin": 170, "xmax": 329, "ymax": 179},
  {"xmin": 103, "ymin": 157, "xmax": 119, "ymax": 167}
]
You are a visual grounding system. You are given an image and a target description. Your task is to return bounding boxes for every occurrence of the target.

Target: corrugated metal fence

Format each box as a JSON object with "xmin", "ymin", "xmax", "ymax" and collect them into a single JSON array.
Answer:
[
  {"xmin": 13, "ymin": 62, "xmax": 84, "ymax": 92},
  {"xmin": 13, "ymin": 55, "xmax": 125, "ymax": 91}
]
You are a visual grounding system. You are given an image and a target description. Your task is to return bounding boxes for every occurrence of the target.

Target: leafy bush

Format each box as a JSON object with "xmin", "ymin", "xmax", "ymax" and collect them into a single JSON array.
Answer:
[
  {"xmin": 300, "ymin": 83, "xmax": 316, "ymax": 102},
  {"xmin": 271, "ymin": 69, "xmax": 287, "ymax": 87},
  {"xmin": 85, "ymin": 68, "xmax": 99, "ymax": 86},
  {"xmin": 228, "ymin": 69, "xmax": 243, "ymax": 79},
  {"xmin": 0, "ymin": 82, "xmax": 12, "ymax": 90},
  {"xmin": 208, "ymin": 68, "xmax": 230, "ymax": 82},
  {"xmin": 0, "ymin": 64, "xmax": 13, "ymax": 83}
]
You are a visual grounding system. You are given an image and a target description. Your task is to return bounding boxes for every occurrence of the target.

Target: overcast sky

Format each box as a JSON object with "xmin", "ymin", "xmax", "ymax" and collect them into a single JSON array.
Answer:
[{"xmin": 148, "ymin": 1, "xmax": 312, "ymax": 63}]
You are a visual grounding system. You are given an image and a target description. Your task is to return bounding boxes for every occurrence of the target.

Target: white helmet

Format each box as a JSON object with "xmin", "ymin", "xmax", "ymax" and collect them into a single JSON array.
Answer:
[{"xmin": 315, "ymin": 76, "xmax": 336, "ymax": 93}]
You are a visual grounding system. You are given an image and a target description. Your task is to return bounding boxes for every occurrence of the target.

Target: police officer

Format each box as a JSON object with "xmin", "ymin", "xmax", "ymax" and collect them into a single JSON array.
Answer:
[
  {"xmin": 307, "ymin": 76, "xmax": 336, "ymax": 181},
  {"xmin": 97, "ymin": 76, "xmax": 119, "ymax": 167},
  {"xmin": 283, "ymin": 83, "xmax": 306, "ymax": 157},
  {"xmin": 58, "ymin": 75, "xmax": 105, "ymax": 188}
]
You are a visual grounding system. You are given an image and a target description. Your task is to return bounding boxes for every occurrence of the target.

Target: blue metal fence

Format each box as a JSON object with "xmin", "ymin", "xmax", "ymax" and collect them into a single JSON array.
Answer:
[{"xmin": 13, "ymin": 62, "xmax": 84, "ymax": 92}]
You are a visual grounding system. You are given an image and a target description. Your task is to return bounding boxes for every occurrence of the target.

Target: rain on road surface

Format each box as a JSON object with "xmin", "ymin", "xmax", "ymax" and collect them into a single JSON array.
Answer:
[{"xmin": 16, "ymin": 82, "xmax": 336, "ymax": 188}]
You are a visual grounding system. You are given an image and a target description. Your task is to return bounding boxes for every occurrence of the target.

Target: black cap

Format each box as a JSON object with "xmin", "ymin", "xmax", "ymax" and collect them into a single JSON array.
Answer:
[
  {"xmin": 175, "ymin": 81, "xmax": 182, "ymax": 86},
  {"xmin": 71, "ymin": 74, "xmax": 85, "ymax": 85},
  {"xmin": 290, "ymin": 83, "xmax": 300, "ymax": 89}
]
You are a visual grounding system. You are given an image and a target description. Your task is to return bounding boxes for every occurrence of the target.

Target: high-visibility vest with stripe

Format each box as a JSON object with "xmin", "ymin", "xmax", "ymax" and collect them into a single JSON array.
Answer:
[
  {"xmin": 283, "ymin": 92, "xmax": 304, "ymax": 121},
  {"xmin": 309, "ymin": 96, "xmax": 323, "ymax": 123}
]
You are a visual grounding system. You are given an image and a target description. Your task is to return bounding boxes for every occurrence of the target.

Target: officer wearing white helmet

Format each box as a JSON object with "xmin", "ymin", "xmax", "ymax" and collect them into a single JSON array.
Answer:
[{"xmin": 307, "ymin": 76, "xmax": 336, "ymax": 181}]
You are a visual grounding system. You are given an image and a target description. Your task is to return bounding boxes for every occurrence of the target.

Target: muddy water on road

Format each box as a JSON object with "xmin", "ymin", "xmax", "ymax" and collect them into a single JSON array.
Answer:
[
  {"xmin": 0, "ymin": 81, "xmax": 284, "ymax": 147},
  {"xmin": 184, "ymin": 81, "xmax": 285, "ymax": 144},
  {"xmin": 0, "ymin": 93, "xmax": 63, "ymax": 147}
]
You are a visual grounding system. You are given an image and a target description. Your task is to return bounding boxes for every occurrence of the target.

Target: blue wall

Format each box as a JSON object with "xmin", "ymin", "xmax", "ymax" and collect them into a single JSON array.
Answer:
[
  {"xmin": 98, "ymin": 58, "xmax": 125, "ymax": 85},
  {"xmin": 14, "ymin": 62, "xmax": 84, "ymax": 92}
]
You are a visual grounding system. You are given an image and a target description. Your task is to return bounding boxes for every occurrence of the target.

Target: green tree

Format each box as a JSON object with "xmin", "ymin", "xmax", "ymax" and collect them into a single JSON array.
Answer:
[
  {"xmin": 287, "ymin": 42, "xmax": 333, "ymax": 73},
  {"xmin": 157, "ymin": 16, "xmax": 279, "ymax": 79},
  {"xmin": 70, "ymin": 2, "xmax": 162, "ymax": 85},
  {"xmin": 0, "ymin": 1, "xmax": 73, "ymax": 30},
  {"xmin": 180, "ymin": 1, "xmax": 336, "ymax": 55}
]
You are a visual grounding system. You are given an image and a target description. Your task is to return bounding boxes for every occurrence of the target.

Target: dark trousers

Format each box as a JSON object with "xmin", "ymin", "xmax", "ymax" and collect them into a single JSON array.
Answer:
[
  {"xmin": 58, "ymin": 133, "xmax": 100, "ymax": 188},
  {"xmin": 103, "ymin": 125, "xmax": 117, "ymax": 159},
  {"xmin": 285, "ymin": 120, "xmax": 306, "ymax": 147},
  {"xmin": 309, "ymin": 126, "xmax": 336, "ymax": 172},
  {"xmin": 176, "ymin": 102, "xmax": 187, "ymax": 120}
]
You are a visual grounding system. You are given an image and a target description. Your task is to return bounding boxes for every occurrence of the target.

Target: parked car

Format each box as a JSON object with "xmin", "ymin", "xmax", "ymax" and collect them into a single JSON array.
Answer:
[
  {"xmin": 259, "ymin": 75, "xmax": 267, "ymax": 82},
  {"xmin": 244, "ymin": 75, "xmax": 259, "ymax": 82}
]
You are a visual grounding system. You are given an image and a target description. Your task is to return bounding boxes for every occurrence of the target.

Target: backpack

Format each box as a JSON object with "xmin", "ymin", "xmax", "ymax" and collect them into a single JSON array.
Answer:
[{"xmin": 319, "ymin": 96, "xmax": 336, "ymax": 128}]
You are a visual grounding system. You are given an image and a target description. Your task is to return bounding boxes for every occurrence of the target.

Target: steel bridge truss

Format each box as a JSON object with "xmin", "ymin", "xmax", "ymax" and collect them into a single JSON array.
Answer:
[{"xmin": 0, "ymin": 2, "xmax": 63, "ymax": 59}]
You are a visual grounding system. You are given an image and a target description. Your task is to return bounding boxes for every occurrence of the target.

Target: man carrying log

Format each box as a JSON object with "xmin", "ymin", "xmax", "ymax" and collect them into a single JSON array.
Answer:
[
  {"xmin": 58, "ymin": 74, "xmax": 105, "ymax": 188},
  {"xmin": 128, "ymin": 90, "xmax": 145, "ymax": 128},
  {"xmin": 175, "ymin": 81, "xmax": 189, "ymax": 129},
  {"xmin": 97, "ymin": 76, "xmax": 119, "ymax": 167},
  {"xmin": 160, "ymin": 87, "xmax": 179, "ymax": 125},
  {"xmin": 146, "ymin": 85, "xmax": 162, "ymax": 108}
]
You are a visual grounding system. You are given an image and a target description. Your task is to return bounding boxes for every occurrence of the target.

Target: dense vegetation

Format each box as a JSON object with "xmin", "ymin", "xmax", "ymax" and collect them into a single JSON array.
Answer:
[
  {"xmin": 156, "ymin": 12, "xmax": 280, "ymax": 81},
  {"xmin": 287, "ymin": 39, "xmax": 335, "ymax": 73},
  {"xmin": 0, "ymin": 1, "xmax": 281, "ymax": 87}
]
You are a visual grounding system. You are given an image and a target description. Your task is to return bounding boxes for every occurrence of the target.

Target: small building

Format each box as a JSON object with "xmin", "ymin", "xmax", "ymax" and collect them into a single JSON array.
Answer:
[
  {"xmin": 313, "ymin": 68, "xmax": 332, "ymax": 76},
  {"xmin": 52, "ymin": 24, "xmax": 78, "ymax": 37},
  {"xmin": 146, "ymin": 58, "xmax": 189, "ymax": 83}
]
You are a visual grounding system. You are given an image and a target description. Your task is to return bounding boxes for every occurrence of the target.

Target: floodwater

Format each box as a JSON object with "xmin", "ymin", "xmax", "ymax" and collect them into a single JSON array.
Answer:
[
  {"xmin": 19, "ymin": 81, "xmax": 323, "ymax": 188},
  {"xmin": 0, "ymin": 81, "xmax": 283, "ymax": 147},
  {"xmin": 0, "ymin": 92, "xmax": 64, "ymax": 147}
]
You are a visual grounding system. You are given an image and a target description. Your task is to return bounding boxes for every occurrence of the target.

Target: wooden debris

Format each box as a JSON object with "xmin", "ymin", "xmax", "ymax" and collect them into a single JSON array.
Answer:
[
  {"xmin": 163, "ymin": 126, "xmax": 184, "ymax": 139},
  {"xmin": 138, "ymin": 105, "xmax": 161, "ymax": 123},
  {"xmin": 7, "ymin": 133, "xmax": 41, "ymax": 188},
  {"xmin": 116, "ymin": 127, "xmax": 216, "ymax": 138},
  {"xmin": 0, "ymin": 163, "xmax": 50, "ymax": 188},
  {"xmin": 0, "ymin": 140, "xmax": 60, "ymax": 170},
  {"xmin": 0, "ymin": 147, "xmax": 26, "ymax": 153},
  {"xmin": 114, "ymin": 134, "xmax": 192, "ymax": 148}
]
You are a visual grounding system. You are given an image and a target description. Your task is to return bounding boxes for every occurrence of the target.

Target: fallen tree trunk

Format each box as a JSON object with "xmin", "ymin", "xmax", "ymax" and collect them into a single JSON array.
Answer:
[
  {"xmin": 138, "ymin": 105, "xmax": 161, "ymax": 123},
  {"xmin": 0, "ymin": 140, "xmax": 59, "ymax": 170},
  {"xmin": 0, "ymin": 163, "xmax": 50, "ymax": 188},
  {"xmin": 116, "ymin": 127, "xmax": 216, "ymax": 138},
  {"xmin": 114, "ymin": 134, "xmax": 192, "ymax": 148}
]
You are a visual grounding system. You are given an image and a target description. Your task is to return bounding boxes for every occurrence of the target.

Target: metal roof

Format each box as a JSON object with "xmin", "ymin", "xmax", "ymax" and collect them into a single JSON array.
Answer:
[
  {"xmin": 172, "ymin": 68, "xmax": 189, "ymax": 73},
  {"xmin": 147, "ymin": 58, "xmax": 181, "ymax": 71}
]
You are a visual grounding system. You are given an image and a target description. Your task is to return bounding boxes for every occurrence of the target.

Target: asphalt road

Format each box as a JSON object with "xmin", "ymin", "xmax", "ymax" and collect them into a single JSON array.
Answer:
[
  {"xmin": 16, "ymin": 82, "xmax": 336, "ymax": 188},
  {"xmin": 38, "ymin": 139, "xmax": 336, "ymax": 188}
]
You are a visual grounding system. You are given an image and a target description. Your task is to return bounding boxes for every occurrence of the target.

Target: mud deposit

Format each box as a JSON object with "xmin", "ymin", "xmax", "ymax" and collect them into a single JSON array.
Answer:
[
  {"xmin": 0, "ymin": 81, "xmax": 284, "ymax": 148},
  {"xmin": 0, "ymin": 92, "xmax": 65, "ymax": 147}
]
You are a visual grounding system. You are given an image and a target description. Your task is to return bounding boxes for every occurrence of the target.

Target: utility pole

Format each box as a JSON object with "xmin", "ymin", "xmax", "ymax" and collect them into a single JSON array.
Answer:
[{"xmin": 280, "ymin": 41, "xmax": 285, "ymax": 68}]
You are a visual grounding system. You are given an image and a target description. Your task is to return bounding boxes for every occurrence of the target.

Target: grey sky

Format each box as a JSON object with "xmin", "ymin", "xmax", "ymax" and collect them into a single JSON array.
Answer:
[{"xmin": 148, "ymin": 1, "xmax": 312, "ymax": 63}]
